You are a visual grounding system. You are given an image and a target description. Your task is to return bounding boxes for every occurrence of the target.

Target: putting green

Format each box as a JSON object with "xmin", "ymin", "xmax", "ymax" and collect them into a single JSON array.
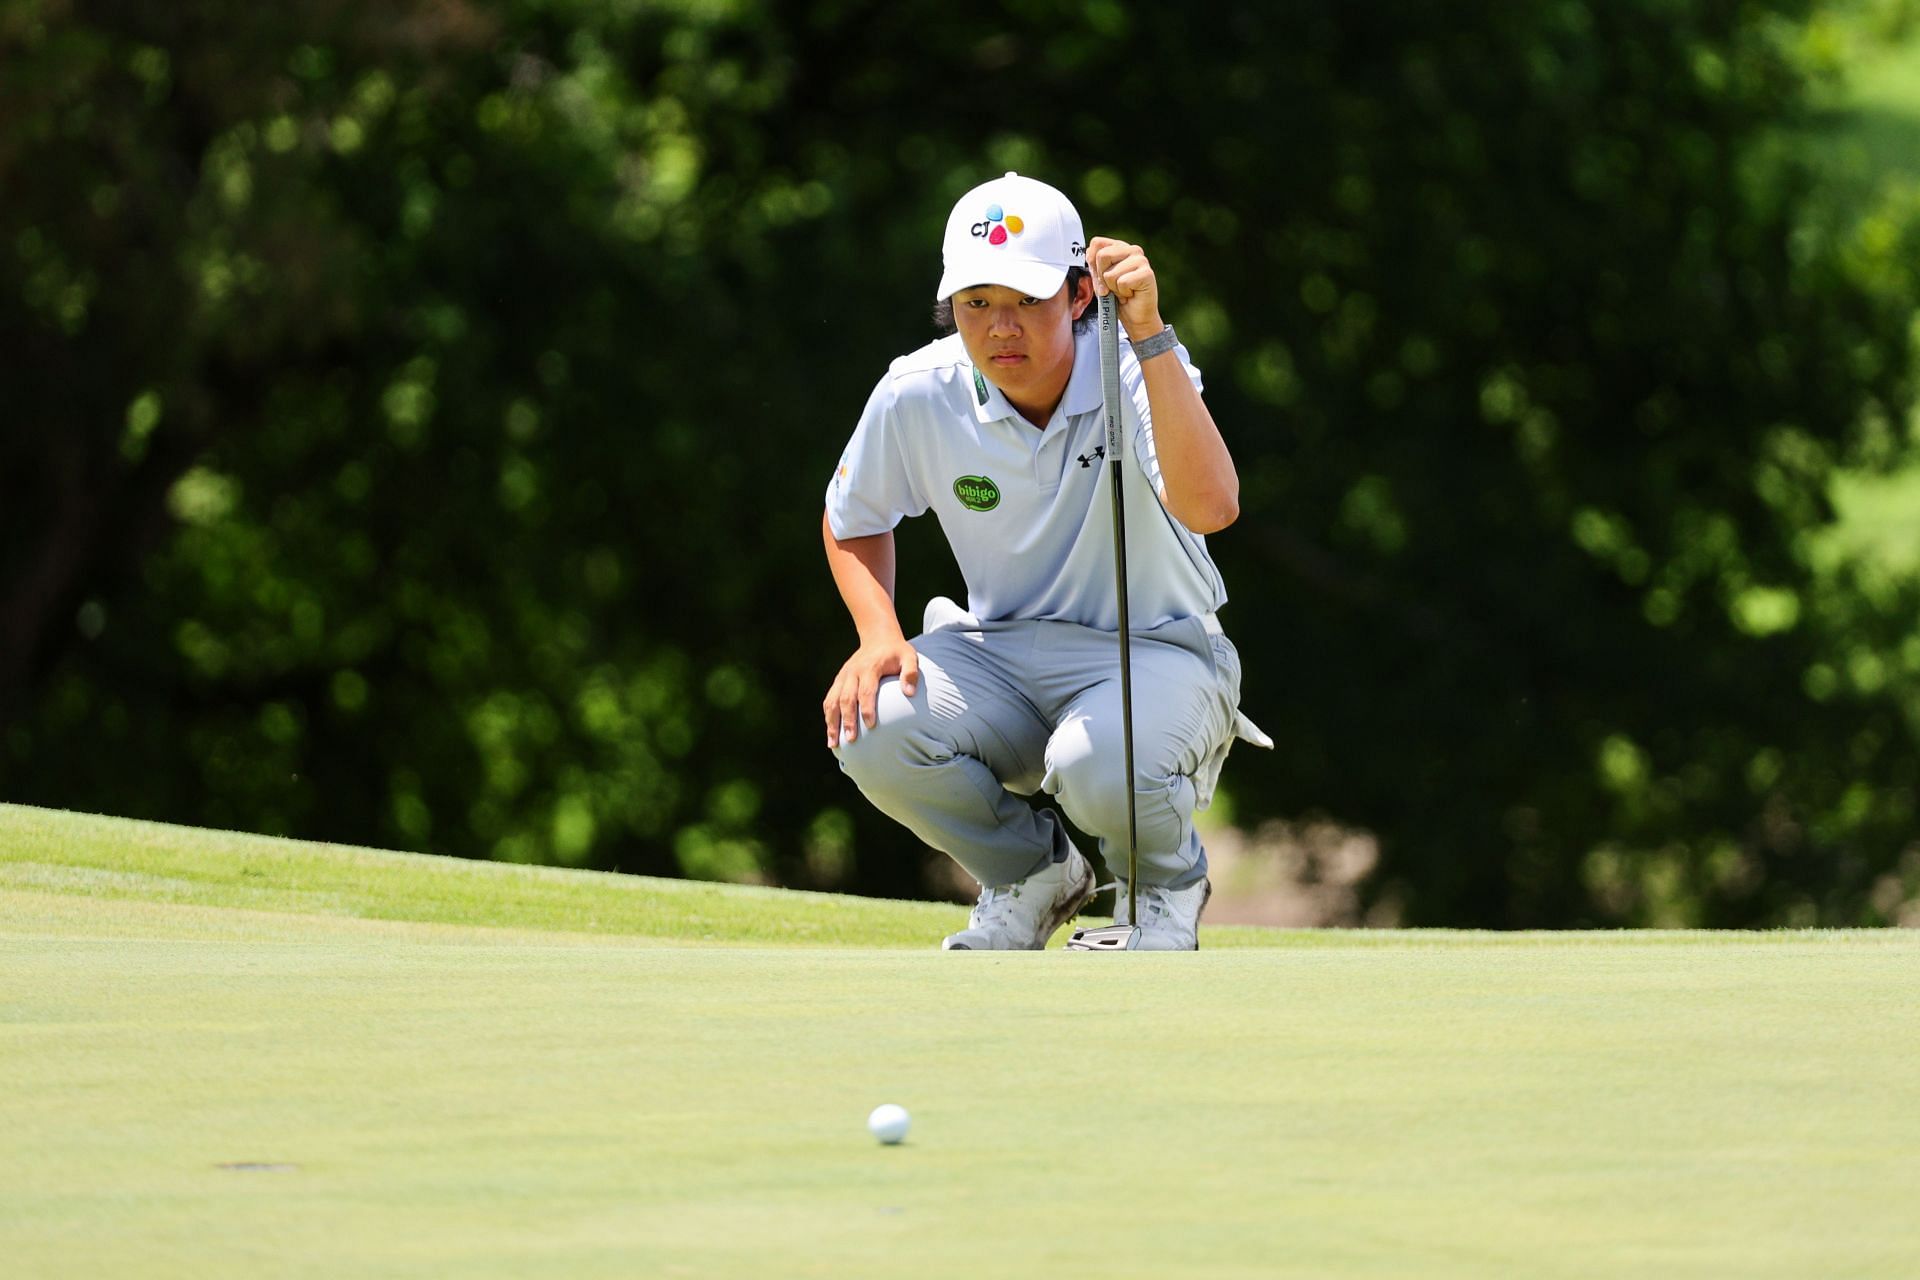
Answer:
[{"xmin": 3, "ymin": 804, "xmax": 1918, "ymax": 1277}]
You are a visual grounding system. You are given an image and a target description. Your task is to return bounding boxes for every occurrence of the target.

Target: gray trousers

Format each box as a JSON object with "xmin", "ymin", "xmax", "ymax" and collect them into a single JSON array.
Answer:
[{"xmin": 834, "ymin": 597, "xmax": 1249, "ymax": 891}]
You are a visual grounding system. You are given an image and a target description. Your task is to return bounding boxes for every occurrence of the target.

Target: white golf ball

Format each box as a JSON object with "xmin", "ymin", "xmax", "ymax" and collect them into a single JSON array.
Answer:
[{"xmin": 867, "ymin": 1103, "xmax": 910, "ymax": 1145}]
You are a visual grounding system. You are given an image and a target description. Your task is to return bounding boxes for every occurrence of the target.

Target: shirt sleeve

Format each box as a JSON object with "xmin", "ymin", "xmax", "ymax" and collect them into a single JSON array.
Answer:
[
  {"xmin": 825, "ymin": 372, "xmax": 929, "ymax": 539},
  {"xmin": 1124, "ymin": 341, "xmax": 1205, "ymax": 494}
]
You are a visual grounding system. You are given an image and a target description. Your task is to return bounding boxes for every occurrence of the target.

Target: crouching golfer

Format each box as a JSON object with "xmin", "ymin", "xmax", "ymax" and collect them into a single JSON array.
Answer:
[{"xmin": 822, "ymin": 172, "xmax": 1268, "ymax": 951}]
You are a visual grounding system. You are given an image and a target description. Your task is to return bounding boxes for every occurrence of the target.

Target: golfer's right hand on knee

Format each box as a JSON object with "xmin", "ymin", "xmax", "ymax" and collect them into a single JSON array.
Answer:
[{"xmin": 824, "ymin": 640, "xmax": 920, "ymax": 749}]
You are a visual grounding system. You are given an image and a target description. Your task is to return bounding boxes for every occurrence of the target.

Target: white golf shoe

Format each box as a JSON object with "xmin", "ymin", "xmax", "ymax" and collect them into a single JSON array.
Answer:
[
  {"xmin": 942, "ymin": 846, "xmax": 1096, "ymax": 950},
  {"xmin": 1112, "ymin": 877, "xmax": 1212, "ymax": 950}
]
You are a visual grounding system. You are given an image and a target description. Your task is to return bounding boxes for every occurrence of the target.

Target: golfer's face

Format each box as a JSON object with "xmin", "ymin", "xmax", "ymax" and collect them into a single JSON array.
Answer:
[{"xmin": 950, "ymin": 281, "xmax": 1085, "ymax": 405}]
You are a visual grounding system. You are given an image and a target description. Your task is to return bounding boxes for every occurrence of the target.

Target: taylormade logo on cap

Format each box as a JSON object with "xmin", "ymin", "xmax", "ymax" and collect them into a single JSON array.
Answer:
[{"xmin": 935, "ymin": 172, "xmax": 1086, "ymax": 302}]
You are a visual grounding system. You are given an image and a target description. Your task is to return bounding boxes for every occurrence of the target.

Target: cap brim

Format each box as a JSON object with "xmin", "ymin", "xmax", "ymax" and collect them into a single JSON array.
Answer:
[{"xmin": 935, "ymin": 259, "xmax": 1070, "ymax": 302}]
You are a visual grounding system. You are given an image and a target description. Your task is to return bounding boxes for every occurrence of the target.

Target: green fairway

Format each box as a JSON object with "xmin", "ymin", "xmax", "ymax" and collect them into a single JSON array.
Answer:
[{"xmin": 3, "ymin": 805, "xmax": 1917, "ymax": 1277}]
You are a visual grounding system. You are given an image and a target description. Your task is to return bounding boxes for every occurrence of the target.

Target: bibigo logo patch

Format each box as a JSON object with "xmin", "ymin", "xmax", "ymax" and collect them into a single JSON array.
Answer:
[
  {"xmin": 953, "ymin": 475, "xmax": 1001, "ymax": 512},
  {"xmin": 970, "ymin": 204, "xmax": 1026, "ymax": 247}
]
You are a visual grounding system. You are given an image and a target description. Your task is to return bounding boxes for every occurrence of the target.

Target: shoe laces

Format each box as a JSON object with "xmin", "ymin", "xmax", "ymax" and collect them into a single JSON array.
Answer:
[
  {"xmin": 969, "ymin": 881, "xmax": 1022, "ymax": 930},
  {"xmin": 1139, "ymin": 883, "xmax": 1177, "ymax": 920},
  {"xmin": 1113, "ymin": 880, "xmax": 1176, "ymax": 924}
]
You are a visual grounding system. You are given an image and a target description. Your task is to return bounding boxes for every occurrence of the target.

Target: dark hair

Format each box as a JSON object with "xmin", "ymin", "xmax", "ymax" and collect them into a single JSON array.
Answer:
[{"xmin": 932, "ymin": 267, "xmax": 1095, "ymax": 335}]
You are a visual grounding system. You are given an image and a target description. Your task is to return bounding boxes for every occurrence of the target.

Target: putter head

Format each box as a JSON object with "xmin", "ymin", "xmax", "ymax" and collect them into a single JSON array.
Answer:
[{"xmin": 1064, "ymin": 924, "xmax": 1143, "ymax": 951}]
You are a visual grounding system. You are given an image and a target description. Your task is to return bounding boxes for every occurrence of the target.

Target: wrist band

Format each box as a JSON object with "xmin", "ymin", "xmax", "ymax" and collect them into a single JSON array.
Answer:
[{"xmin": 1131, "ymin": 324, "xmax": 1178, "ymax": 362}]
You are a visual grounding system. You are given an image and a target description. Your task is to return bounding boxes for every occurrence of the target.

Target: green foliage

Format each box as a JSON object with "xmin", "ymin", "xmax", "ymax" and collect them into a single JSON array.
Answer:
[{"xmin": 3, "ymin": 0, "xmax": 1918, "ymax": 925}]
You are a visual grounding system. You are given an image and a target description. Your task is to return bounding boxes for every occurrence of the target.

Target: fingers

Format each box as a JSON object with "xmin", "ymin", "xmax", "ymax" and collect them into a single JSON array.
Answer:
[
  {"xmin": 1086, "ymin": 235, "xmax": 1127, "ymax": 277},
  {"xmin": 1087, "ymin": 238, "xmax": 1153, "ymax": 302},
  {"xmin": 1110, "ymin": 263, "xmax": 1155, "ymax": 296},
  {"xmin": 1086, "ymin": 237, "xmax": 1114, "ymax": 296},
  {"xmin": 824, "ymin": 673, "xmax": 850, "ymax": 748},
  {"xmin": 825, "ymin": 644, "xmax": 922, "ymax": 749},
  {"xmin": 839, "ymin": 676, "xmax": 861, "ymax": 744},
  {"xmin": 824, "ymin": 657, "xmax": 864, "ymax": 749}
]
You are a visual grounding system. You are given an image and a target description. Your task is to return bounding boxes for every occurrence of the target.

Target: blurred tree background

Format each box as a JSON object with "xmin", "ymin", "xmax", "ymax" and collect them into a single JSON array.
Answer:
[{"xmin": 5, "ymin": 0, "xmax": 1920, "ymax": 927}]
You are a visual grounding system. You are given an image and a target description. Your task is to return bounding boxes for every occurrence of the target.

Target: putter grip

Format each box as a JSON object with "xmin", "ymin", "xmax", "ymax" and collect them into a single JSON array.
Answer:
[{"xmin": 1098, "ymin": 294, "xmax": 1122, "ymax": 455}]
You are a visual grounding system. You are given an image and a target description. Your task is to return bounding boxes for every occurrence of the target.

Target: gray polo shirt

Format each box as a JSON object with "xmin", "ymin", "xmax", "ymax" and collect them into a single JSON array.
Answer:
[{"xmin": 825, "ymin": 325, "xmax": 1228, "ymax": 631}]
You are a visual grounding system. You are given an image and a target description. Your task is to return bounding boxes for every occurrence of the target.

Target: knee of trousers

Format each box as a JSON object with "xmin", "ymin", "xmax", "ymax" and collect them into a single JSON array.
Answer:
[
  {"xmin": 832, "ymin": 683, "xmax": 926, "ymax": 798},
  {"xmin": 1045, "ymin": 748, "xmax": 1153, "ymax": 839}
]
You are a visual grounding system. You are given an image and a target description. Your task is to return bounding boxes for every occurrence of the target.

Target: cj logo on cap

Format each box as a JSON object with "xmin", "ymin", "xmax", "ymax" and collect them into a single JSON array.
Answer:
[{"xmin": 970, "ymin": 204, "xmax": 1025, "ymax": 246}]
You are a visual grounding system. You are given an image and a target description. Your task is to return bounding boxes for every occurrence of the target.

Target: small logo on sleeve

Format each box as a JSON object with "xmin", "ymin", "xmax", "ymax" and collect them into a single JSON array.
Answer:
[{"xmin": 952, "ymin": 475, "xmax": 1001, "ymax": 512}]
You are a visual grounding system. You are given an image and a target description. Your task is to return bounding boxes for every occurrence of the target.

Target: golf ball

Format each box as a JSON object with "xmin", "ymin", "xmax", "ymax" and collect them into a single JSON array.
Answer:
[{"xmin": 867, "ymin": 1103, "xmax": 910, "ymax": 1145}]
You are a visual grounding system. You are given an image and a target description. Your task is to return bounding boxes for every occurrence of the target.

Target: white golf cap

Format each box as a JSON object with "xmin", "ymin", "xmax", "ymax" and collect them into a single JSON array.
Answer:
[{"xmin": 934, "ymin": 172, "xmax": 1087, "ymax": 302}]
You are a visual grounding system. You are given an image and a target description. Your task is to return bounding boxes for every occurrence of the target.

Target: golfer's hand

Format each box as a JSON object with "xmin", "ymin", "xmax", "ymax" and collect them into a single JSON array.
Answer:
[
  {"xmin": 1087, "ymin": 236, "xmax": 1166, "ymax": 343},
  {"xmin": 823, "ymin": 639, "xmax": 920, "ymax": 749}
]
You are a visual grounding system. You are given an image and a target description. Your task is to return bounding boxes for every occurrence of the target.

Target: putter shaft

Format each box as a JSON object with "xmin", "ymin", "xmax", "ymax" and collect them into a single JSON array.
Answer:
[{"xmin": 1097, "ymin": 294, "xmax": 1138, "ymax": 929}]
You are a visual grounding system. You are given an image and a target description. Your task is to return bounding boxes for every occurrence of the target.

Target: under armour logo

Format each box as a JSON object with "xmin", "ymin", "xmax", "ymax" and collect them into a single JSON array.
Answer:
[{"xmin": 1076, "ymin": 445, "xmax": 1106, "ymax": 468}]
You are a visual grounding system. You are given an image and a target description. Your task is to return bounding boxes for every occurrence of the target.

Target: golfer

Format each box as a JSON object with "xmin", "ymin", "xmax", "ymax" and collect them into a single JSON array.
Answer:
[{"xmin": 823, "ymin": 172, "xmax": 1268, "ymax": 950}]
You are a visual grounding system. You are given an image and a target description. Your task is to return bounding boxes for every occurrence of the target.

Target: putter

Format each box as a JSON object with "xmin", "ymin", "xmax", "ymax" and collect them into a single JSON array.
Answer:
[{"xmin": 1066, "ymin": 291, "xmax": 1143, "ymax": 952}]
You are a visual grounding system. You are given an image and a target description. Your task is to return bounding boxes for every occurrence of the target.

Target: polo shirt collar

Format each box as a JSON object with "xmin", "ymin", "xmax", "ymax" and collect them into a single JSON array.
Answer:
[
  {"xmin": 968, "ymin": 324, "xmax": 1106, "ymax": 426},
  {"xmin": 1058, "ymin": 324, "xmax": 1104, "ymax": 418},
  {"xmin": 968, "ymin": 364, "xmax": 1016, "ymax": 425}
]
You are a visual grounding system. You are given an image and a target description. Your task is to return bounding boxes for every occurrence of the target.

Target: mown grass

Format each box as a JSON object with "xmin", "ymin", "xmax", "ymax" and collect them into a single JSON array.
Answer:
[
  {"xmin": 2, "ymin": 803, "xmax": 1885, "ymax": 949},
  {"xmin": 0, "ymin": 801, "xmax": 957, "ymax": 948},
  {"xmin": 3, "ymin": 803, "xmax": 1918, "ymax": 1278}
]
